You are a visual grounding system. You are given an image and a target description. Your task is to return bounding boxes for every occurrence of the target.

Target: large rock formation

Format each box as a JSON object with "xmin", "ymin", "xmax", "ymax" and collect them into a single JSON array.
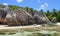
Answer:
[
  {"xmin": 33, "ymin": 13, "xmax": 47, "ymax": 24},
  {"xmin": 0, "ymin": 5, "xmax": 52, "ymax": 26},
  {"xmin": 0, "ymin": 6, "xmax": 8, "ymax": 25},
  {"xmin": 0, "ymin": 6, "xmax": 35, "ymax": 26},
  {"xmin": 32, "ymin": 11, "xmax": 52, "ymax": 25}
]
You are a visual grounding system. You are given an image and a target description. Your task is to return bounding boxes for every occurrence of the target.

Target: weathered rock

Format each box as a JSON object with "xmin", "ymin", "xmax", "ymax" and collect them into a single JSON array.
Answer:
[
  {"xmin": 0, "ymin": 7, "xmax": 7, "ymax": 25},
  {"xmin": 16, "ymin": 8, "xmax": 34, "ymax": 25},
  {"xmin": 33, "ymin": 13, "xmax": 47, "ymax": 24},
  {"xmin": 0, "ymin": 5, "xmax": 52, "ymax": 26},
  {"xmin": 33, "ymin": 12, "xmax": 52, "ymax": 25},
  {"xmin": 2, "ymin": 7, "xmax": 34, "ymax": 26}
]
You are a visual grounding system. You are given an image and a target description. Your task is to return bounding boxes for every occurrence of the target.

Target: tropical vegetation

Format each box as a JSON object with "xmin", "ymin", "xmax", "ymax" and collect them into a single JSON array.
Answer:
[{"xmin": 0, "ymin": 4, "xmax": 60, "ymax": 22}]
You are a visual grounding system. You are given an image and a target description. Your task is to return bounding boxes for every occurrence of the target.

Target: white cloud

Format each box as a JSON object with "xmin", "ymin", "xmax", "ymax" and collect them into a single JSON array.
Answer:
[
  {"xmin": 16, "ymin": 0, "xmax": 23, "ymax": 3},
  {"xmin": 40, "ymin": 3, "xmax": 48, "ymax": 9},
  {"xmin": 38, "ymin": 2, "xmax": 48, "ymax": 10},
  {"xmin": 44, "ymin": 3, "xmax": 48, "ymax": 7},
  {"xmin": 3, "ymin": 3, "xmax": 8, "ymax": 6}
]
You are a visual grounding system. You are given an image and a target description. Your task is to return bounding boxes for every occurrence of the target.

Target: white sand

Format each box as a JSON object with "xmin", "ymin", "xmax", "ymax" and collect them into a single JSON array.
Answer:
[
  {"xmin": 57, "ymin": 22, "xmax": 60, "ymax": 25},
  {"xmin": 0, "ymin": 25, "xmax": 42, "ymax": 29}
]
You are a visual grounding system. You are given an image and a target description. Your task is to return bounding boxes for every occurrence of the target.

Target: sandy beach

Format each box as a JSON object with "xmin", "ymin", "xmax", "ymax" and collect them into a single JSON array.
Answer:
[
  {"xmin": 0, "ymin": 23, "xmax": 60, "ymax": 30},
  {"xmin": 0, "ymin": 25, "xmax": 42, "ymax": 29}
]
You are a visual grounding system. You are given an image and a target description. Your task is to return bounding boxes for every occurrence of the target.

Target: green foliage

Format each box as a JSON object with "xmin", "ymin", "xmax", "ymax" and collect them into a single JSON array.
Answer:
[
  {"xmin": 57, "ymin": 13, "xmax": 60, "ymax": 22},
  {"xmin": 8, "ymin": 32, "xmax": 16, "ymax": 35},
  {"xmin": 24, "ymin": 7, "xmax": 29, "ymax": 12},
  {"xmin": 45, "ymin": 9, "xmax": 60, "ymax": 22},
  {"xmin": 0, "ymin": 4, "xmax": 3, "ymax": 8},
  {"xmin": 0, "ymin": 5, "xmax": 60, "ymax": 22},
  {"xmin": 9, "ymin": 5, "xmax": 21, "ymax": 10},
  {"xmin": 46, "ymin": 10, "xmax": 50, "ymax": 16}
]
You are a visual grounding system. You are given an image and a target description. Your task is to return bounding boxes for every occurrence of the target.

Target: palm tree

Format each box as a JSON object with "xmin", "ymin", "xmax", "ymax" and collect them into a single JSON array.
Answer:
[
  {"xmin": 40, "ymin": 9, "xmax": 44, "ymax": 16},
  {"xmin": 52, "ymin": 9, "xmax": 57, "ymax": 17},
  {"xmin": 40, "ymin": 9, "xmax": 43, "ymax": 12},
  {"xmin": 46, "ymin": 10, "xmax": 50, "ymax": 16}
]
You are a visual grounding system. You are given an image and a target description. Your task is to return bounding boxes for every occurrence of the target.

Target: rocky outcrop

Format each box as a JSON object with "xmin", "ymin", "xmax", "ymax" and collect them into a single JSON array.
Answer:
[
  {"xmin": 33, "ymin": 13, "xmax": 47, "ymax": 24},
  {"xmin": 0, "ymin": 6, "xmax": 52, "ymax": 26}
]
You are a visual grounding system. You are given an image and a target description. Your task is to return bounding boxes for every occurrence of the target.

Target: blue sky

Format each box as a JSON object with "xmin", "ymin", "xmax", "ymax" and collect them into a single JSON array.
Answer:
[{"xmin": 0, "ymin": 0, "xmax": 60, "ymax": 11}]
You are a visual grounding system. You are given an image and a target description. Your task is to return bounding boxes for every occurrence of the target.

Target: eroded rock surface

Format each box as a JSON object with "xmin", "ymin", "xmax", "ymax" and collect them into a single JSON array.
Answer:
[{"xmin": 0, "ymin": 6, "xmax": 52, "ymax": 26}]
